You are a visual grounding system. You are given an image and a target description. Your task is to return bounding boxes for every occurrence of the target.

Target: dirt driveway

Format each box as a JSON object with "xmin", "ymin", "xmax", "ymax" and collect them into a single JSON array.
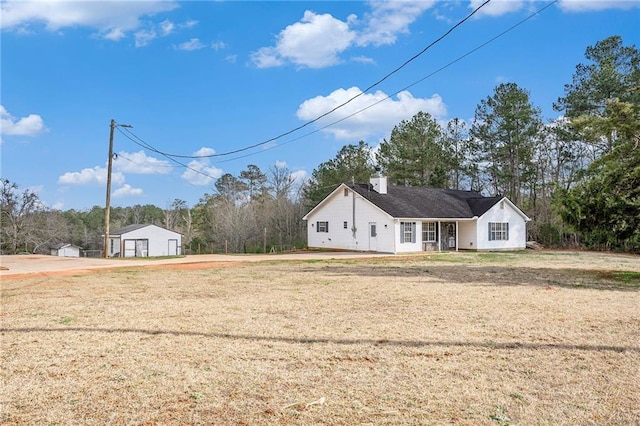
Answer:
[
  {"xmin": 2, "ymin": 250, "xmax": 638, "ymax": 281},
  {"xmin": 0, "ymin": 252, "xmax": 391, "ymax": 280}
]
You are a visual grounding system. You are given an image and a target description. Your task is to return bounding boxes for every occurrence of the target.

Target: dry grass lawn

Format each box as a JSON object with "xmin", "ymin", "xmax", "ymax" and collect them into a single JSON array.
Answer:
[{"xmin": 1, "ymin": 251, "xmax": 639, "ymax": 425}]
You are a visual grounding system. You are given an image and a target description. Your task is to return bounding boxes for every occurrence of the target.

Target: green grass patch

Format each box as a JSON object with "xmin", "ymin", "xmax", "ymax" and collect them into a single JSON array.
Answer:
[
  {"xmin": 592, "ymin": 270, "xmax": 640, "ymax": 287},
  {"xmin": 611, "ymin": 271, "xmax": 640, "ymax": 283},
  {"xmin": 56, "ymin": 316, "xmax": 74, "ymax": 325}
]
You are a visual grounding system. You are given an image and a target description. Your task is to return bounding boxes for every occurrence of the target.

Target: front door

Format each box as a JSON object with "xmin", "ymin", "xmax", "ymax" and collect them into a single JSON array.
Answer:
[
  {"xmin": 440, "ymin": 223, "xmax": 456, "ymax": 250},
  {"xmin": 369, "ymin": 222, "xmax": 377, "ymax": 251},
  {"xmin": 168, "ymin": 239, "xmax": 178, "ymax": 256}
]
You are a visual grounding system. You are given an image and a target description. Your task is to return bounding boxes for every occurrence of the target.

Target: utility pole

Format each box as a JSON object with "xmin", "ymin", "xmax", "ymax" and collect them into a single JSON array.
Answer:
[
  {"xmin": 103, "ymin": 119, "xmax": 116, "ymax": 258},
  {"xmin": 103, "ymin": 119, "xmax": 132, "ymax": 258}
]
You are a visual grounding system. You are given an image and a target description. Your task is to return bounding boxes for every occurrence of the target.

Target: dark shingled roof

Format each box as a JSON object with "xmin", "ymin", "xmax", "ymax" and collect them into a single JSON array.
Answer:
[
  {"xmin": 50, "ymin": 243, "xmax": 69, "ymax": 249},
  {"xmin": 50, "ymin": 243, "xmax": 82, "ymax": 249},
  {"xmin": 349, "ymin": 184, "xmax": 502, "ymax": 219},
  {"xmin": 109, "ymin": 224, "xmax": 150, "ymax": 235}
]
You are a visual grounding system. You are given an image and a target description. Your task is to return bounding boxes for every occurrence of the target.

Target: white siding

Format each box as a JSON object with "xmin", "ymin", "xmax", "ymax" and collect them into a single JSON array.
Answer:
[
  {"xmin": 51, "ymin": 246, "xmax": 81, "ymax": 257},
  {"xmin": 394, "ymin": 221, "xmax": 422, "ymax": 253},
  {"xmin": 476, "ymin": 200, "xmax": 527, "ymax": 250},
  {"xmin": 458, "ymin": 220, "xmax": 477, "ymax": 250},
  {"xmin": 306, "ymin": 186, "xmax": 395, "ymax": 253}
]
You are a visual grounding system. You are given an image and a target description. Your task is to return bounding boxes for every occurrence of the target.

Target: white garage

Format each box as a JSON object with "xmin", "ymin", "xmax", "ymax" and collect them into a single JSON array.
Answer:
[{"xmin": 108, "ymin": 224, "xmax": 182, "ymax": 258}]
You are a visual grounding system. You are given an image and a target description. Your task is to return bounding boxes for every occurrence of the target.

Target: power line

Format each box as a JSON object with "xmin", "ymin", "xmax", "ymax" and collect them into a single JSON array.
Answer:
[
  {"xmin": 118, "ymin": 0, "xmax": 493, "ymax": 161},
  {"xmin": 115, "ymin": 126, "xmax": 222, "ymax": 182},
  {"xmin": 117, "ymin": 0, "xmax": 558, "ymax": 170},
  {"xmin": 207, "ymin": 0, "xmax": 561, "ymax": 165}
]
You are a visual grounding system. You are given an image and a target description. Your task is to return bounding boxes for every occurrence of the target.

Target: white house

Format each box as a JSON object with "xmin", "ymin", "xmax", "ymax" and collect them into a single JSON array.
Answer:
[
  {"xmin": 303, "ymin": 176, "xmax": 530, "ymax": 254},
  {"xmin": 108, "ymin": 224, "xmax": 182, "ymax": 258},
  {"xmin": 50, "ymin": 243, "xmax": 81, "ymax": 257}
]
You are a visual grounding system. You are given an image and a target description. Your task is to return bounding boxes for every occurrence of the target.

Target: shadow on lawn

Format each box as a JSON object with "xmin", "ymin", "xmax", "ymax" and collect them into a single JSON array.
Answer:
[
  {"xmin": 2, "ymin": 327, "xmax": 638, "ymax": 353},
  {"xmin": 303, "ymin": 265, "xmax": 640, "ymax": 291}
]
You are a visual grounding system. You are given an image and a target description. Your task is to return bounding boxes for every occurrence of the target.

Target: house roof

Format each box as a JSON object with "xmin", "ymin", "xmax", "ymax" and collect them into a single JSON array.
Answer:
[
  {"xmin": 348, "ymin": 184, "xmax": 504, "ymax": 219},
  {"xmin": 109, "ymin": 224, "xmax": 152, "ymax": 235},
  {"xmin": 110, "ymin": 224, "xmax": 183, "ymax": 236},
  {"xmin": 51, "ymin": 243, "xmax": 81, "ymax": 249}
]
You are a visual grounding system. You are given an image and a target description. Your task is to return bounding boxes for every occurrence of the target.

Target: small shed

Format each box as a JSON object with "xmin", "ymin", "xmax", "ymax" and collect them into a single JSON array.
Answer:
[
  {"xmin": 108, "ymin": 224, "xmax": 182, "ymax": 258},
  {"xmin": 50, "ymin": 243, "xmax": 82, "ymax": 258}
]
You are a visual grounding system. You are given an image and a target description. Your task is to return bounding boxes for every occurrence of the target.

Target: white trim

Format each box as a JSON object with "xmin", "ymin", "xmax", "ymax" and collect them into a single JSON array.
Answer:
[
  {"xmin": 302, "ymin": 184, "xmax": 347, "ymax": 220},
  {"xmin": 496, "ymin": 197, "xmax": 531, "ymax": 222},
  {"xmin": 303, "ymin": 184, "xmax": 395, "ymax": 221}
]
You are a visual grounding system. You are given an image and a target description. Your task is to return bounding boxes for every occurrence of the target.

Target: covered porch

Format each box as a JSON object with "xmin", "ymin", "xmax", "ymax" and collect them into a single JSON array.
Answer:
[{"xmin": 421, "ymin": 221, "xmax": 459, "ymax": 252}]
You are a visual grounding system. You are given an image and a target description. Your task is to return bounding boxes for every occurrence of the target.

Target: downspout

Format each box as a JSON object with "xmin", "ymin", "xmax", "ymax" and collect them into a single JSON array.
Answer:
[{"xmin": 351, "ymin": 179, "xmax": 357, "ymax": 239}]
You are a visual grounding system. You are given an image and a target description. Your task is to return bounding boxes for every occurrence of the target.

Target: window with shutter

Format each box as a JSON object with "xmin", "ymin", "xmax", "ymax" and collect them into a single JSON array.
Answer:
[{"xmin": 488, "ymin": 222, "xmax": 509, "ymax": 240}]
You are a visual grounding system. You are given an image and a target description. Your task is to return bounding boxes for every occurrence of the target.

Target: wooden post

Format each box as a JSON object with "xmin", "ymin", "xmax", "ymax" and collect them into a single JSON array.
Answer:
[{"xmin": 103, "ymin": 119, "xmax": 115, "ymax": 258}]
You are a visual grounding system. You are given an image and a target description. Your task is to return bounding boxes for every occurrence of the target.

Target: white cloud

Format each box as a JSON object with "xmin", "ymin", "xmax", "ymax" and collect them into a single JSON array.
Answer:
[
  {"xmin": 251, "ymin": 47, "xmax": 285, "ymax": 68},
  {"xmin": 114, "ymin": 151, "xmax": 172, "ymax": 174},
  {"xmin": 58, "ymin": 166, "xmax": 125, "ymax": 186},
  {"xmin": 211, "ymin": 40, "xmax": 226, "ymax": 50},
  {"xmin": 290, "ymin": 169, "xmax": 309, "ymax": 185},
  {"xmin": 558, "ymin": 0, "xmax": 640, "ymax": 12},
  {"xmin": 193, "ymin": 147, "xmax": 215, "ymax": 157},
  {"xmin": 296, "ymin": 87, "xmax": 447, "ymax": 141},
  {"xmin": 251, "ymin": 3, "xmax": 435, "ymax": 69},
  {"xmin": 112, "ymin": 184, "xmax": 144, "ymax": 198},
  {"xmin": 0, "ymin": 105, "xmax": 46, "ymax": 136},
  {"xmin": 469, "ymin": 0, "xmax": 524, "ymax": 17},
  {"xmin": 176, "ymin": 38, "xmax": 206, "ymax": 51},
  {"xmin": 182, "ymin": 20, "xmax": 198, "ymax": 29},
  {"xmin": 51, "ymin": 201, "xmax": 65, "ymax": 211},
  {"xmin": 251, "ymin": 10, "xmax": 356, "ymax": 69},
  {"xmin": 357, "ymin": 0, "xmax": 435, "ymax": 46},
  {"xmin": 159, "ymin": 19, "xmax": 174, "ymax": 35},
  {"xmin": 103, "ymin": 27, "xmax": 126, "ymax": 41},
  {"xmin": 135, "ymin": 29, "xmax": 157, "ymax": 48},
  {"xmin": 0, "ymin": 1, "xmax": 178, "ymax": 39},
  {"xmin": 352, "ymin": 55, "xmax": 376, "ymax": 64},
  {"xmin": 134, "ymin": 19, "xmax": 196, "ymax": 48},
  {"xmin": 181, "ymin": 147, "xmax": 223, "ymax": 186},
  {"xmin": 224, "ymin": 54, "xmax": 238, "ymax": 64}
]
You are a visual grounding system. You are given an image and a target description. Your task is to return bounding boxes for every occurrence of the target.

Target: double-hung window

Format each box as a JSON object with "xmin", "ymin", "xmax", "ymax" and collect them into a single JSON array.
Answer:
[
  {"xmin": 400, "ymin": 222, "xmax": 416, "ymax": 243},
  {"xmin": 488, "ymin": 222, "xmax": 509, "ymax": 241},
  {"xmin": 422, "ymin": 222, "xmax": 437, "ymax": 242},
  {"xmin": 317, "ymin": 221, "xmax": 329, "ymax": 233}
]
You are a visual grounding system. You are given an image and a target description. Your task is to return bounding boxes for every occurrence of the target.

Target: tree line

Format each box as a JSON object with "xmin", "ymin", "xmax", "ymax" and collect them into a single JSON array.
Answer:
[
  {"xmin": 1, "ymin": 163, "xmax": 307, "ymax": 256},
  {"xmin": 304, "ymin": 35, "xmax": 639, "ymax": 253},
  {"xmin": 2, "ymin": 36, "xmax": 638, "ymax": 254}
]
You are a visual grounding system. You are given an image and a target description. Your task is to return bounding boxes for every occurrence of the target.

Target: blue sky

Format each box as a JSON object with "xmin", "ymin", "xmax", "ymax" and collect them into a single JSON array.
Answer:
[{"xmin": 1, "ymin": 0, "xmax": 639, "ymax": 211}]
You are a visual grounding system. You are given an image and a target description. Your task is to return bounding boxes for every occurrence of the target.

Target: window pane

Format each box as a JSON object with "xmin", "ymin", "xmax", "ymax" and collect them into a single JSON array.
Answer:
[
  {"xmin": 488, "ymin": 222, "xmax": 509, "ymax": 241},
  {"xmin": 402, "ymin": 222, "xmax": 415, "ymax": 243},
  {"xmin": 422, "ymin": 222, "xmax": 436, "ymax": 242}
]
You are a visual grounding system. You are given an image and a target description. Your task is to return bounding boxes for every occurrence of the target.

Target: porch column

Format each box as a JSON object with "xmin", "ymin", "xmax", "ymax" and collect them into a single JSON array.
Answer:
[
  {"xmin": 455, "ymin": 221, "xmax": 459, "ymax": 252},
  {"xmin": 438, "ymin": 220, "xmax": 441, "ymax": 252}
]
